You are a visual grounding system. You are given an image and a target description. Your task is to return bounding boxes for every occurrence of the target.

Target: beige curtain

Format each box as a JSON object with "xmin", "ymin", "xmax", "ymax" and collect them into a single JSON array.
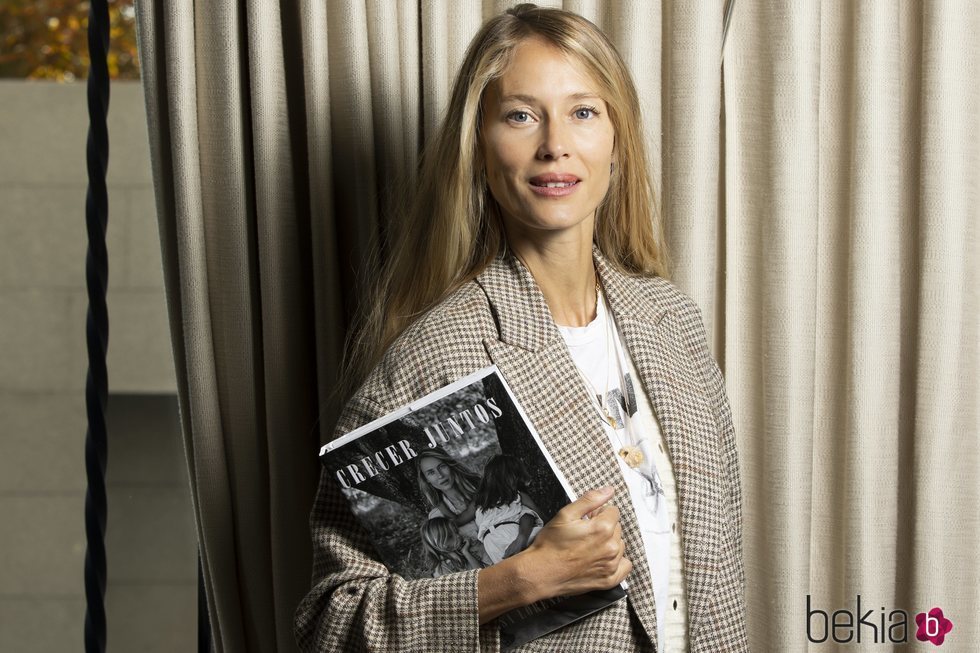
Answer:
[
  {"xmin": 720, "ymin": 2, "xmax": 980, "ymax": 651},
  {"xmin": 135, "ymin": 0, "xmax": 978, "ymax": 651}
]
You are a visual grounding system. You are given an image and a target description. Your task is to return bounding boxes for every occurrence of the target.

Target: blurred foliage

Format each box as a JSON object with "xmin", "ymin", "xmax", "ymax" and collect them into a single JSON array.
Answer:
[{"xmin": 0, "ymin": 0, "xmax": 139, "ymax": 80}]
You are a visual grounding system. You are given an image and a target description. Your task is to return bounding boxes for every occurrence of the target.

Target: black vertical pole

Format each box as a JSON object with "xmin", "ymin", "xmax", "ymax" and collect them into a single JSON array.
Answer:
[
  {"xmin": 199, "ymin": 552, "xmax": 212, "ymax": 652},
  {"xmin": 84, "ymin": 1, "xmax": 110, "ymax": 651}
]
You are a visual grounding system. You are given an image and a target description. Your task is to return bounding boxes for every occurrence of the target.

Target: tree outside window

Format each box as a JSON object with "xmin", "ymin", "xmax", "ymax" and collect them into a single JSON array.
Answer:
[{"xmin": 0, "ymin": 0, "xmax": 139, "ymax": 80}]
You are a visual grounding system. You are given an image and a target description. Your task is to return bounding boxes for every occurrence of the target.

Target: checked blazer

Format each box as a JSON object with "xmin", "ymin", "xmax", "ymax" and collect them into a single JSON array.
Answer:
[{"xmin": 294, "ymin": 245, "xmax": 749, "ymax": 652}]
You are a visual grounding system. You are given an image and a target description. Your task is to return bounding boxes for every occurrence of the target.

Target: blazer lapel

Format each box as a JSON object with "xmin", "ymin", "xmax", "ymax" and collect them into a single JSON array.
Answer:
[{"xmin": 594, "ymin": 252, "xmax": 724, "ymax": 642}]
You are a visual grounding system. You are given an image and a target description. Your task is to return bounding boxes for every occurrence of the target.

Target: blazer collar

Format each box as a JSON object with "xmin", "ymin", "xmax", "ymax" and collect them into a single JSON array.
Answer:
[
  {"xmin": 474, "ymin": 244, "xmax": 723, "ymax": 648},
  {"xmin": 475, "ymin": 243, "xmax": 670, "ymax": 352}
]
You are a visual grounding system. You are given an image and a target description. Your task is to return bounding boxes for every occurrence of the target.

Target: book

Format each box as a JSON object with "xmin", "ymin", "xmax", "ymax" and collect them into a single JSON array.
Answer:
[{"xmin": 319, "ymin": 364, "xmax": 627, "ymax": 651}]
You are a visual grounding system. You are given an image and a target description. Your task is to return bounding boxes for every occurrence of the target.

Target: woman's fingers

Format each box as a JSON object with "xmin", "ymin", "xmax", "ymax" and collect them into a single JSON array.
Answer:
[
  {"xmin": 559, "ymin": 486, "xmax": 615, "ymax": 521},
  {"xmin": 613, "ymin": 553, "xmax": 633, "ymax": 584},
  {"xmin": 521, "ymin": 486, "xmax": 634, "ymax": 596},
  {"xmin": 581, "ymin": 498, "xmax": 628, "ymax": 587},
  {"xmin": 594, "ymin": 503, "xmax": 620, "ymax": 526}
]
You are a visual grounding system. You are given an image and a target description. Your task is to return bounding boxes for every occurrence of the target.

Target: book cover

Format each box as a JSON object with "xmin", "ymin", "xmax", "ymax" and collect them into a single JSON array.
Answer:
[{"xmin": 320, "ymin": 365, "xmax": 626, "ymax": 651}]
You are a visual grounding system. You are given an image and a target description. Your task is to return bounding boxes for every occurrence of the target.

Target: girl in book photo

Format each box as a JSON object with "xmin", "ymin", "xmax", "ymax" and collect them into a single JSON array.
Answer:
[
  {"xmin": 296, "ymin": 4, "xmax": 747, "ymax": 652},
  {"xmin": 473, "ymin": 454, "xmax": 545, "ymax": 564},
  {"xmin": 420, "ymin": 516, "xmax": 486, "ymax": 578}
]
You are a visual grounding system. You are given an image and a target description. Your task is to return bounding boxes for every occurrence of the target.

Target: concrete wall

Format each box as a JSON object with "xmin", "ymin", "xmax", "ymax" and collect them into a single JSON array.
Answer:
[{"xmin": 0, "ymin": 80, "xmax": 195, "ymax": 652}]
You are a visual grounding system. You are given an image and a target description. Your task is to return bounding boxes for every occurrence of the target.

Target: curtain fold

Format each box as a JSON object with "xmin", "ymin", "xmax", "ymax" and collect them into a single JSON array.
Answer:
[
  {"xmin": 135, "ymin": 1, "xmax": 977, "ymax": 651},
  {"xmin": 725, "ymin": 1, "xmax": 979, "ymax": 650}
]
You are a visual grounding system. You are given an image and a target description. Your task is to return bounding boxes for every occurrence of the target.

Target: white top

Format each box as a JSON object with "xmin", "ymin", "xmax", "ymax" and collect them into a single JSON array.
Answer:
[
  {"xmin": 557, "ymin": 289, "xmax": 689, "ymax": 653},
  {"xmin": 475, "ymin": 495, "xmax": 544, "ymax": 564}
]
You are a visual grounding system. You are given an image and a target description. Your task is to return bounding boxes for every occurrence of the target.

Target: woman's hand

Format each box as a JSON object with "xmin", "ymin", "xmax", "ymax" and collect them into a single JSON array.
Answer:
[
  {"xmin": 477, "ymin": 487, "xmax": 631, "ymax": 624},
  {"xmin": 452, "ymin": 501, "xmax": 476, "ymax": 526},
  {"xmin": 519, "ymin": 486, "xmax": 631, "ymax": 598},
  {"xmin": 462, "ymin": 545, "xmax": 483, "ymax": 570}
]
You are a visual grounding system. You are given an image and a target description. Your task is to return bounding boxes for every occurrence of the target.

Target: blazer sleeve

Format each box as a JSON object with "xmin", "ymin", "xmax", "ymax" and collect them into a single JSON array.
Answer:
[{"xmin": 293, "ymin": 391, "xmax": 501, "ymax": 653}]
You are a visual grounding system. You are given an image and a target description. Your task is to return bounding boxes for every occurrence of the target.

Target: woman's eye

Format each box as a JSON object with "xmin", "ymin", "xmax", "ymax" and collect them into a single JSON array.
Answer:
[
  {"xmin": 508, "ymin": 111, "xmax": 530, "ymax": 123},
  {"xmin": 575, "ymin": 107, "xmax": 597, "ymax": 120}
]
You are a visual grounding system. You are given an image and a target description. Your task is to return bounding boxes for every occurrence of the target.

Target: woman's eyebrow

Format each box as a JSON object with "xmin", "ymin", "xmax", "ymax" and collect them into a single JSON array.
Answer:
[{"xmin": 499, "ymin": 92, "xmax": 602, "ymax": 103}]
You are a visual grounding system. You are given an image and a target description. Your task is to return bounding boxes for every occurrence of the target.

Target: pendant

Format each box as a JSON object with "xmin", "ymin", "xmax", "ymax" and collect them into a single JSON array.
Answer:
[
  {"xmin": 598, "ymin": 403, "xmax": 617, "ymax": 428},
  {"xmin": 618, "ymin": 445, "xmax": 644, "ymax": 468}
]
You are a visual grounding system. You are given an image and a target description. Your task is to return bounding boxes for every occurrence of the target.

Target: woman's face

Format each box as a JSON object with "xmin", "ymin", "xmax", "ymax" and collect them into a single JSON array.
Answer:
[
  {"xmin": 480, "ymin": 37, "xmax": 615, "ymax": 244},
  {"xmin": 420, "ymin": 456, "xmax": 454, "ymax": 492}
]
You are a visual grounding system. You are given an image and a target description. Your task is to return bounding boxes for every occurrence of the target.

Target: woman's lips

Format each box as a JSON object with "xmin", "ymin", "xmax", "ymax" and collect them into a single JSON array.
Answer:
[{"xmin": 529, "ymin": 174, "xmax": 581, "ymax": 197}]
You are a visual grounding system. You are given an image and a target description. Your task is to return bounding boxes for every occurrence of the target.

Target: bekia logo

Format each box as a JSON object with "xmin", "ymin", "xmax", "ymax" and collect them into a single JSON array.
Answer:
[
  {"xmin": 807, "ymin": 595, "xmax": 953, "ymax": 646},
  {"xmin": 915, "ymin": 607, "xmax": 953, "ymax": 646}
]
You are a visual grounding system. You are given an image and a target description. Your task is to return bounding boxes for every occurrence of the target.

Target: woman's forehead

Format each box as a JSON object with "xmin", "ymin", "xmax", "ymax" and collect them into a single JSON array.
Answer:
[{"xmin": 489, "ymin": 37, "xmax": 604, "ymax": 103}]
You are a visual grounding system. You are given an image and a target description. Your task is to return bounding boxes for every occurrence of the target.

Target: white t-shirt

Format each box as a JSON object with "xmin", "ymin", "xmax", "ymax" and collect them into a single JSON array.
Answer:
[
  {"xmin": 557, "ymin": 289, "xmax": 689, "ymax": 653},
  {"xmin": 474, "ymin": 495, "xmax": 544, "ymax": 564}
]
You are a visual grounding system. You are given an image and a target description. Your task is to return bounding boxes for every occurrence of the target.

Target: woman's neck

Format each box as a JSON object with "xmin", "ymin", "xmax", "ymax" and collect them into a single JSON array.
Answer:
[{"xmin": 508, "ymin": 229, "xmax": 598, "ymax": 328}]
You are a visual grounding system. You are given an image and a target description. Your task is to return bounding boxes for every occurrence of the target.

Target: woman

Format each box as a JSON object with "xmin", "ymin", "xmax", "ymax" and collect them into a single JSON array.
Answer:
[
  {"xmin": 415, "ymin": 447, "xmax": 482, "ymax": 542},
  {"xmin": 295, "ymin": 5, "xmax": 747, "ymax": 652}
]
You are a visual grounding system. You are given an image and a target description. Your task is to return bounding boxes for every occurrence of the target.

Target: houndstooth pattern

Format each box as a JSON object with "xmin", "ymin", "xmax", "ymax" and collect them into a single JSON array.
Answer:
[{"xmin": 294, "ymin": 245, "xmax": 748, "ymax": 652}]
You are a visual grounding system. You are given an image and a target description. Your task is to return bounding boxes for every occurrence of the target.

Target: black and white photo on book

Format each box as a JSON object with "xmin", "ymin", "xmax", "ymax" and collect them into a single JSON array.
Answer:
[{"xmin": 319, "ymin": 365, "xmax": 626, "ymax": 651}]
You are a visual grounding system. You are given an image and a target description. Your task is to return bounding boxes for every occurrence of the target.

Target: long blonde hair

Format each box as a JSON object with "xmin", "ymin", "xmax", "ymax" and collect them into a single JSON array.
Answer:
[
  {"xmin": 341, "ymin": 3, "xmax": 669, "ymax": 402},
  {"xmin": 420, "ymin": 517, "xmax": 470, "ymax": 577}
]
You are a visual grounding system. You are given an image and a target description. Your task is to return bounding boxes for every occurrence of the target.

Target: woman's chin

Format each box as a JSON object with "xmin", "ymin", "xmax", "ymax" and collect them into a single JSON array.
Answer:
[{"xmin": 503, "ymin": 211, "xmax": 597, "ymax": 239}]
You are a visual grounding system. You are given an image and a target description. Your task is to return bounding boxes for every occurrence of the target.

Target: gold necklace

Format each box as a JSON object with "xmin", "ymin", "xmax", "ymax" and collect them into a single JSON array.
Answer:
[
  {"xmin": 594, "ymin": 279, "xmax": 617, "ymax": 427},
  {"xmin": 575, "ymin": 280, "xmax": 645, "ymax": 470}
]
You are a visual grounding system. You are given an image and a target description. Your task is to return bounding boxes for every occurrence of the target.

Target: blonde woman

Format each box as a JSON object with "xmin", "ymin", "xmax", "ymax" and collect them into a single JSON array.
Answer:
[
  {"xmin": 295, "ymin": 4, "xmax": 747, "ymax": 652},
  {"xmin": 415, "ymin": 447, "xmax": 481, "ymax": 528},
  {"xmin": 415, "ymin": 446, "xmax": 489, "ymax": 564}
]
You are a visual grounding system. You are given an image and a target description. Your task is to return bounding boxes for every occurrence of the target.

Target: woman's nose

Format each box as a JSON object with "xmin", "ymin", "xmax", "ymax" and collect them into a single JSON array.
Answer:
[{"xmin": 536, "ymin": 118, "xmax": 569, "ymax": 160}]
